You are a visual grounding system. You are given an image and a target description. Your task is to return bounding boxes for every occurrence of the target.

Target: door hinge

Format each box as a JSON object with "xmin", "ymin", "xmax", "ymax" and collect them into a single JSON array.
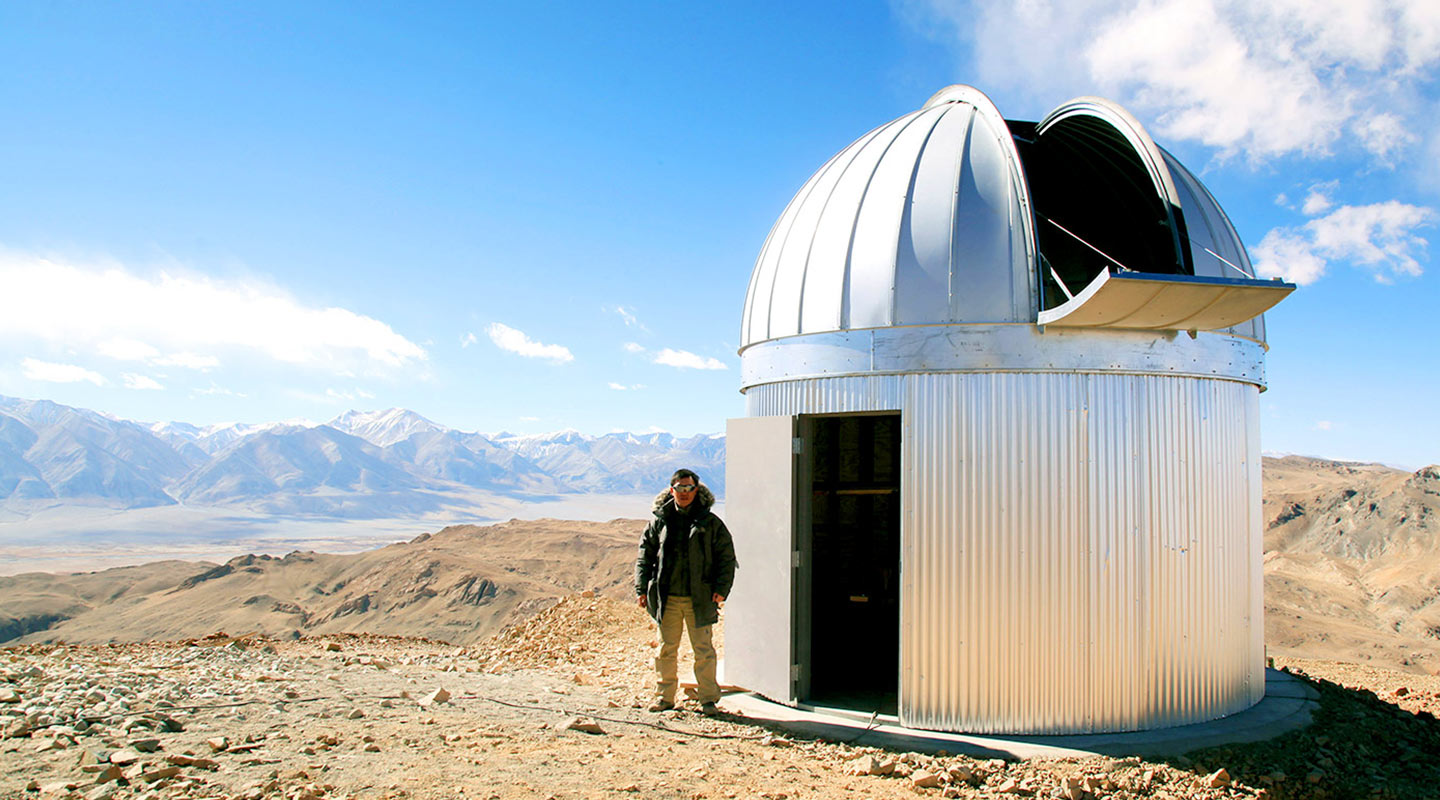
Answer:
[
  {"xmin": 791, "ymin": 436, "xmax": 804, "ymax": 455},
  {"xmin": 791, "ymin": 550, "xmax": 801, "ymax": 568},
  {"xmin": 790, "ymin": 664, "xmax": 801, "ymax": 682}
]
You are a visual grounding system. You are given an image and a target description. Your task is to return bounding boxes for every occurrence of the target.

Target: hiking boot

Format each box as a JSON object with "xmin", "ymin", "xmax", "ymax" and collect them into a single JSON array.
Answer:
[
  {"xmin": 648, "ymin": 701, "xmax": 675, "ymax": 713},
  {"xmin": 700, "ymin": 701, "xmax": 720, "ymax": 716}
]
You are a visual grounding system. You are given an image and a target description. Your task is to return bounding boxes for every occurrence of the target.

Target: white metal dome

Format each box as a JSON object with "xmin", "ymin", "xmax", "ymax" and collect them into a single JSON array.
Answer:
[
  {"xmin": 740, "ymin": 85, "xmax": 1274, "ymax": 350},
  {"xmin": 741, "ymin": 86, "xmax": 1033, "ymax": 347}
]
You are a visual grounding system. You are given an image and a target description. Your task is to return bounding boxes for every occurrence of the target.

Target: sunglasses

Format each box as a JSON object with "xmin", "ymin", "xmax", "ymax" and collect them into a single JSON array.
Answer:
[{"xmin": 671, "ymin": 483, "xmax": 698, "ymax": 493}]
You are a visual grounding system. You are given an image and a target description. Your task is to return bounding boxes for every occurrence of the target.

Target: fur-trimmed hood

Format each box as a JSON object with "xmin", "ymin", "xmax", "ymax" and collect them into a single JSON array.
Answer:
[{"xmin": 651, "ymin": 483, "xmax": 716, "ymax": 515}]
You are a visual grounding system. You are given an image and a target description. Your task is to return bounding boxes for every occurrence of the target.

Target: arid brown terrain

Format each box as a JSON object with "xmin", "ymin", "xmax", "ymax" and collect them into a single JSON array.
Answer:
[
  {"xmin": 5, "ymin": 456, "xmax": 1440, "ymax": 676},
  {"xmin": 0, "ymin": 519, "xmax": 639, "ymax": 647},
  {"xmin": 1, "ymin": 596, "xmax": 1438, "ymax": 800},
  {"xmin": 3, "ymin": 455, "xmax": 1440, "ymax": 799},
  {"xmin": 1262, "ymin": 456, "xmax": 1440, "ymax": 673}
]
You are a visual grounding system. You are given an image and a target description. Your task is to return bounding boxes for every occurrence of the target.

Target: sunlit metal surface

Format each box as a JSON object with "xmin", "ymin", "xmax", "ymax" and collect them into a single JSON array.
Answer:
[
  {"xmin": 741, "ymin": 87, "xmax": 1034, "ymax": 347},
  {"xmin": 1036, "ymin": 271, "xmax": 1295, "ymax": 330},
  {"xmin": 745, "ymin": 372, "xmax": 1265, "ymax": 734},
  {"xmin": 739, "ymin": 325, "xmax": 1268, "ymax": 391},
  {"xmin": 721, "ymin": 416, "xmax": 798, "ymax": 703}
]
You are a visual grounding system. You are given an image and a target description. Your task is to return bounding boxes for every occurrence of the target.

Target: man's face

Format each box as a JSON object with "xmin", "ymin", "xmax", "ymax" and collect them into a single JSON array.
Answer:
[{"xmin": 671, "ymin": 478, "xmax": 698, "ymax": 508}]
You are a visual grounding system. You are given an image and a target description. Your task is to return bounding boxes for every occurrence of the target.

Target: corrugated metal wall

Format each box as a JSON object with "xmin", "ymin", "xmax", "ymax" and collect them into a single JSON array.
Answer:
[{"xmin": 746, "ymin": 371, "xmax": 1263, "ymax": 734}]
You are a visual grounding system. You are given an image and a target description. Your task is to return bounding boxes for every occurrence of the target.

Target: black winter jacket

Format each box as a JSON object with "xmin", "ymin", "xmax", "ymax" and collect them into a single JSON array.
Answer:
[{"xmin": 634, "ymin": 483, "xmax": 737, "ymax": 627}]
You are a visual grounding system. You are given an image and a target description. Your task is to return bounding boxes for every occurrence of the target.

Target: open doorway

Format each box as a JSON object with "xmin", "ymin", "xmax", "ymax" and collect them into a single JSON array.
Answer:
[{"xmin": 797, "ymin": 413, "xmax": 901, "ymax": 715}]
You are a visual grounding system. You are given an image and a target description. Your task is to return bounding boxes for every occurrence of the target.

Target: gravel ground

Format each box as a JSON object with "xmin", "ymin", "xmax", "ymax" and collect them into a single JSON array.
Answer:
[{"xmin": 2, "ymin": 596, "xmax": 1437, "ymax": 800}]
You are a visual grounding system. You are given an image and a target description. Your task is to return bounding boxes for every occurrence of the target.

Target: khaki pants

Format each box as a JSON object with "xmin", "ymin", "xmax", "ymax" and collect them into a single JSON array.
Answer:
[{"xmin": 654, "ymin": 595, "xmax": 719, "ymax": 705}]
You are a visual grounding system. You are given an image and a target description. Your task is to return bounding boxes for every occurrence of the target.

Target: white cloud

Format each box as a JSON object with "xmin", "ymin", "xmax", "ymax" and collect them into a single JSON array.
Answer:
[
  {"xmin": 1314, "ymin": 420, "xmax": 1335, "ymax": 431},
  {"xmin": 623, "ymin": 342, "xmax": 646, "ymax": 354},
  {"xmin": 193, "ymin": 383, "xmax": 246, "ymax": 398},
  {"xmin": 608, "ymin": 382, "xmax": 628, "ymax": 391},
  {"xmin": 98, "ymin": 338, "xmax": 160, "ymax": 361},
  {"xmin": 460, "ymin": 332, "xmax": 477, "ymax": 348},
  {"xmin": 22, "ymin": 358, "xmax": 106, "ymax": 385},
  {"xmin": 1301, "ymin": 189, "xmax": 1334, "ymax": 216},
  {"xmin": 1353, "ymin": 112, "xmax": 1417, "ymax": 163},
  {"xmin": 154, "ymin": 351, "xmax": 220, "ymax": 370},
  {"xmin": 97, "ymin": 337, "xmax": 218, "ymax": 370},
  {"xmin": 913, "ymin": 0, "xmax": 1440, "ymax": 163},
  {"xmin": 607, "ymin": 305, "xmax": 647, "ymax": 330},
  {"xmin": 653, "ymin": 348, "xmax": 728, "ymax": 370},
  {"xmin": 122, "ymin": 373, "xmax": 164, "ymax": 391},
  {"xmin": 485, "ymin": 323, "xmax": 574, "ymax": 363},
  {"xmin": 607, "ymin": 382, "xmax": 645, "ymax": 391},
  {"xmin": 0, "ymin": 253, "xmax": 426, "ymax": 373},
  {"xmin": 1253, "ymin": 200, "xmax": 1435, "ymax": 284},
  {"xmin": 1252, "ymin": 228, "xmax": 1328, "ymax": 285}
]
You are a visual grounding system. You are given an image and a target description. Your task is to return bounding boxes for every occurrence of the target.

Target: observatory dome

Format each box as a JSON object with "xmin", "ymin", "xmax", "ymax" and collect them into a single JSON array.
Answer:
[
  {"xmin": 725, "ymin": 85, "xmax": 1298, "ymax": 735},
  {"xmin": 740, "ymin": 85, "xmax": 1269, "ymax": 351}
]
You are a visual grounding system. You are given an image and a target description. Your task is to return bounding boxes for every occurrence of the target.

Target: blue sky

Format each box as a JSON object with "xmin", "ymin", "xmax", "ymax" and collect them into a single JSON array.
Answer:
[{"xmin": 0, "ymin": 1, "xmax": 1436, "ymax": 468}]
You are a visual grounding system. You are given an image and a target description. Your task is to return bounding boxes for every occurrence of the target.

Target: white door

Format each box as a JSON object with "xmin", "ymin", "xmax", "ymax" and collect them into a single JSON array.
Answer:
[{"xmin": 721, "ymin": 415, "xmax": 797, "ymax": 703}]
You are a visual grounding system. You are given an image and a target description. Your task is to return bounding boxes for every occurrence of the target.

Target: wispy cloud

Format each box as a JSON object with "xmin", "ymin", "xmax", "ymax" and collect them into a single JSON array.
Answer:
[
  {"xmin": 122, "ymin": 373, "xmax": 164, "ymax": 391},
  {"xmin": 155, "ymin": 352, "xmax": 220, "ymax": 370},
  {"xmin": 1314, "ymin": 420, "xmax": 1335, "ymax": 431},
  {"xmin": 0, "ymin": 252, "xmax": 426, "ymax": 373},
  {"xmin": 607, "ymin": 305, "xmax": 648, "ymax": 331},
  {"xmin": 914, "ymin": 0, "xmax": 1440, "ymax": 163},
  {"xmin": 460, "ymin": 332, "xmax": 478, "ymax": 348},
  {"xmin": 192, "ymin": 382, "xmax": 246, "ymax": 398},
  {"xmin": 653, "ymin": 348, "xmax": 727, "ymax": 370},
  {"xmin": 98, "ymin": 338, "xmax": 160, "ymax": 361},
  {"xmin": 607, "ymin": 382, "xmax": 646, "ymax": 390},
  {"xmin": 486, "ymin": 323, "xmax": 574, "ymax": 363},
  {"xmin": 1301, "ymin": 185, "xmax": 1335, "ymax": 216},
  {"xmin": 1253, "ymin": 200, "xmax": 1435, "ymax": 284},
  {"xmin": 21, "ymin": 358, "xmax": 106, "ymax": 385},
  {"xmin": 623, "ymin": 342, "xmax": 646, "ymax": 354}
]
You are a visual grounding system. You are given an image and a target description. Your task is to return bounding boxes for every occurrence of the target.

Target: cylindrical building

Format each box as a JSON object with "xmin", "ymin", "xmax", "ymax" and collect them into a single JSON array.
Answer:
[{"xmin": 723, "ymin": 86, "xmax": 1294, "ymax": 735}]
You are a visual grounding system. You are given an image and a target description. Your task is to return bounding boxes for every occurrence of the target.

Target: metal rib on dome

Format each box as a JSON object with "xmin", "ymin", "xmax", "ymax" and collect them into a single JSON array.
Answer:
[{"xmin": 740, "ymin": 86, "xmax": 1035, "ymax": 349}]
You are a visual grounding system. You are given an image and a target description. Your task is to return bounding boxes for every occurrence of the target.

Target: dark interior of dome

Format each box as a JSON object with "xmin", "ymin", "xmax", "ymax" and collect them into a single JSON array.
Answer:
[{"xmin": 1008, "ymin": 119, "xmax": 1193, "ymax": 310}]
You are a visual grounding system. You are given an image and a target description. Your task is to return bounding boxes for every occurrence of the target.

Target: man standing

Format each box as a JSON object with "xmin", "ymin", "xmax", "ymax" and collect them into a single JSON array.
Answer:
[{"xmin": 635, "ymin": 468, "xmax": 737, "ymax": 715}]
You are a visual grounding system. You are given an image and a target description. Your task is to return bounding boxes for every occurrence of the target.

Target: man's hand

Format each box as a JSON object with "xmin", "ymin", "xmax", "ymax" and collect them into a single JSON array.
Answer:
[
  {"xmin": 636, "ymin": 595, "xmax": 647, "ymax": 608},
  {"xmin": 713, "ymin": 593, "xmax": 725, "ymax": 607}
]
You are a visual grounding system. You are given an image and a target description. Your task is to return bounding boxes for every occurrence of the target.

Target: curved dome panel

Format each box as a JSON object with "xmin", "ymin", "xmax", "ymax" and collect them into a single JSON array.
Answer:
[{"xmin": 740, "ymin": 86, "xmax": 1034, "ymax": 349}]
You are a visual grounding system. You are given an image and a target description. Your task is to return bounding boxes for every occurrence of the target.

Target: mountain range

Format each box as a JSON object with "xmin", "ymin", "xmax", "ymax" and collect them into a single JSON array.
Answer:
[{"xmin": 0, "ymin": 395, "xmax": 725, "ymax": 518}]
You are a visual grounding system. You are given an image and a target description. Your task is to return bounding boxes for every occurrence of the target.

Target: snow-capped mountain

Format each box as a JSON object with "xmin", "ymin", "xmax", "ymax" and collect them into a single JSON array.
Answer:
[
  {"xmin": 327, "ymin": 408, "xmax": 446, "ymax": 448},
  {"xmin": 0, "ymin": 396, "xmax": 192, "ymax": 509},
  {"xmin": 0, "ymin": 395, "xmax": 726, "ymax": 518}
]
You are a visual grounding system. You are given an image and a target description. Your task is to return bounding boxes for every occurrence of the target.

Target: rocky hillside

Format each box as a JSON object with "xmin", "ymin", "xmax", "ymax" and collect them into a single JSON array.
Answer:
[
  {"xmin": 0, "ymin": 518, "xmax": 641, "ymax": 646},
  {"xmin": 1262, "ymin": 456, "xmax": 1440, "ymax": 672},
  {"xmin": 2, "ymin": 598, "xmax": 1439, "ymax": 800}
]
